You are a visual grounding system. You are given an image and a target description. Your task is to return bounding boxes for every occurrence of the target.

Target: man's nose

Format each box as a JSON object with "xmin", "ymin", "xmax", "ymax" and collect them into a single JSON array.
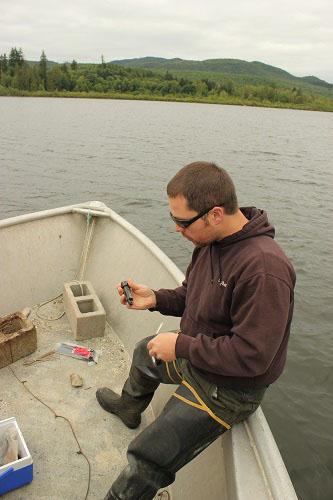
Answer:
[{"xmin": 175, "ymin": 224, "xmax": 185, "ymax": 233}]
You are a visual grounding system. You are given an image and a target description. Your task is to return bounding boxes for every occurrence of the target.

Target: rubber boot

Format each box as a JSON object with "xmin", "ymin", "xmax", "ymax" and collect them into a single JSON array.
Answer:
[
  {"xmin": 96, "ymin": 388, "xmax": 143, "ymax": 429},
  {"xmin": 96, "ymin": 335, "xmax": 175, "ymax": 430},
  {"xmin": 106, "ymin": 381, "xmax": 229, "ymax": 500},
  {"xmin": 103, "ymin": 491, "xmax": 117, "ymax": 500}
]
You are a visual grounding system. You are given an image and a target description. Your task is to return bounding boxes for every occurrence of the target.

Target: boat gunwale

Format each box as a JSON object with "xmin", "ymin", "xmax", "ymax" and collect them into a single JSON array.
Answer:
[{"xmin": 0, "ymin": 200, "xmax": 185, "ymax": 284}]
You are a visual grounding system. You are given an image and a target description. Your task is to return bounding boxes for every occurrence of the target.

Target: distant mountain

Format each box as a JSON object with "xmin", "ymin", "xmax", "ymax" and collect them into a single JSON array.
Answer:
[
  {"xmin": 27, "ymin": 60, "xmax": 58, "ymax": 68},
  {"xmin": 111, "ymin": 57, "xmax": 332, "ymax": 89},
  {"xmin": 301, "ymin": 75, "xmax": 332, "ymax": 88}
]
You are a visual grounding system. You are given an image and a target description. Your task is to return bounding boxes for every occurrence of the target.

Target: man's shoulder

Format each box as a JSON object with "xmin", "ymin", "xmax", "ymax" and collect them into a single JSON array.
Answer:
[{"xmin": 236, "ymin": 236, "xmax": 296, "ymax": 285}]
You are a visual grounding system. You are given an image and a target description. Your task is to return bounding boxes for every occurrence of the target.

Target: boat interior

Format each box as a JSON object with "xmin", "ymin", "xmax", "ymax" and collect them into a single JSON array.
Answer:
[{"xmin": 0, "ymin": 202, "xmax": 297, "ymax": 499}]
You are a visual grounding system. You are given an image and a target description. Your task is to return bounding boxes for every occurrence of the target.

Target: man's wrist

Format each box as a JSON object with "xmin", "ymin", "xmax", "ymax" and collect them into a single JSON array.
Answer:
[{"xmin": 149, "ymin": 291, "xmax": 157, "ymax": 309}]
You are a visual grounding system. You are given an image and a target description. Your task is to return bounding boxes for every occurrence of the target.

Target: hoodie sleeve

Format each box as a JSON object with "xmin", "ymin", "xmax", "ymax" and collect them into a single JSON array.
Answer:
[
  {"xmin": 175, "ymin": 273, "xmax": 294, "ymax": 377},
  {"xmin": 153, "ymin": 283, "xmax": 187, "ymax": 317},
  {"xmin": 150, "ymin": 259, "xmax": 195, "ymax": 317}
]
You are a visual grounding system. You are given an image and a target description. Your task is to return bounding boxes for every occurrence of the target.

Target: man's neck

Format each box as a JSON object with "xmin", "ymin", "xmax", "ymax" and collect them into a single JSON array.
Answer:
[{"xmin": 219, "ymin": 209, "xmax": 249, "ymax": 239}]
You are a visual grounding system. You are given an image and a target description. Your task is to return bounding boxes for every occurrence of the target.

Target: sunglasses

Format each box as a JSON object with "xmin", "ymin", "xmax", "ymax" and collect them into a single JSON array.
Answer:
[{"xmin": 170, "ymin": 204, "xmax": 223, "ymax": 229}]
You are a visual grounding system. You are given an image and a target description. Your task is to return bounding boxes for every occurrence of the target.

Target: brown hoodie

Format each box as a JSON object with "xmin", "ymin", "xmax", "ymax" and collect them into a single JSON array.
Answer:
[{"xmin": 153, "ymin": 207, "xmax": 296, "ymax": 389}]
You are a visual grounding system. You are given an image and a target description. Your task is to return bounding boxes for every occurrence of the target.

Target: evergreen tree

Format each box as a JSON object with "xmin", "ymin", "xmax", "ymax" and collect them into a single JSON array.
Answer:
[
  {"xmin": 39, "ymin": 50, "xmax": 48, "ymax": 90},
  {"xmin": 12, "ymin": 64, "xmax": 26, "ymax": 89},
  {"xmin": 8, "ymin": 48, "xmax": 19, "ymax": 76},
  {"xmin": 8, "ymin": 48, "xmax": 17, "ymax": 67},
  {"xmin": 8, "ymin": 47, "xmax": 23, "ymax": 67},
  {"xmin": 18, "ymin": 48, "xmax": 24, "ymax": 66},
  {"xmin": 71, "ymin": 59, "xmax": 78, "ymax": 70},
  {"xmin": 1, "ymin": 54, "xmax": 8, "ymax": 72},
  {"xmin": 0, "ymin": 55, "xmax": 3, "ymax": 83}
]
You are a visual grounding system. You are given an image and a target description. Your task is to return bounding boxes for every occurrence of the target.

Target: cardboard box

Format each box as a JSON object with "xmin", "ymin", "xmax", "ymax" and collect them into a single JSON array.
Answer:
[{"xmin": 0, "ymin": 417, "xmax": 33, "ymax": 495}]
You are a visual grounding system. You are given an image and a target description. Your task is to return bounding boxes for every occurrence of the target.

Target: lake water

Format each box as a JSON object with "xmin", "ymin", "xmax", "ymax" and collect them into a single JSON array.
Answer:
[{"xmin": 0, "ymin": 96, "xmax": 332, "ymax": 499}]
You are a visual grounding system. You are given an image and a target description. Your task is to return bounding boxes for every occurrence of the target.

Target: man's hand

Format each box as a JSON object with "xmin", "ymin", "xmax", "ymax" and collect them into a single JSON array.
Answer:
[
  {"xmin": 147, "ymin": 332, "xmax": 179, "ymax": 362},
  {"xmin": 117, "ymin": 278, "xmax": 156, "ymax": 310}
]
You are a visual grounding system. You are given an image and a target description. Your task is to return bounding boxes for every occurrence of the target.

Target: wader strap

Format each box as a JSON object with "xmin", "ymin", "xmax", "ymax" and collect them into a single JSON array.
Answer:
[
  {"xmin": 165, "ymin": 360, "xmax": 183, "ymax": 384},
  {"xmin": 173, "ymin": 380, "xmax": 231, "ymax": 430},
  {"xmin": 165, "ymin": 361, "xmax": 178, "ymax": 384},
  {"xmin": 172, "ymin": 360, "xmax": 183, "ymax": 381}
]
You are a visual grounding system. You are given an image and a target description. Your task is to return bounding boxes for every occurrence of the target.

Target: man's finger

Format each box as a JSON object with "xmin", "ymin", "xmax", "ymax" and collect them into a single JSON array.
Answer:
[
  {"xmin": 120, "ymin": 294, "xmax": 127, "ymax": 305},
  {"xmin": 148, "ymin": 348, "xmax": 159, "ymax": 358},
  {"xmin": 127, "ymin": 278, "xmax": 138, "ymax": 290}
]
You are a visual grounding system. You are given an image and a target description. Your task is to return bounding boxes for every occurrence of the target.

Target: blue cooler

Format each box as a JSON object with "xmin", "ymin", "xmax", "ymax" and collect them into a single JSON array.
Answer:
[{"xmin": 0, "ymin": 417, "xmax": 33, "ymax": 495}]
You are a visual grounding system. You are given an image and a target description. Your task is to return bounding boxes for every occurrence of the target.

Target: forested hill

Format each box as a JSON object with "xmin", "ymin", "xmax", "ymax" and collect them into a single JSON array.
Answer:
[
  {"xmin": 1, "ymin": 48, "xmax": 333, "ymax": 111},
  {"xmin": 112, "ymin": 57, "xmax": 332, "ymax": 89}
]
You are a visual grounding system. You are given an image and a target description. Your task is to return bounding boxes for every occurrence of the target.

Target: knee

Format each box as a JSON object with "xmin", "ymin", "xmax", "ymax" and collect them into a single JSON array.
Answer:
[
  {"xmin": 133, "ymin": 335, "xmax": 155, "ymax": 358},
  {"xmin": 128, "ymin": 415, "xmax": 181, "ymax": 468}
]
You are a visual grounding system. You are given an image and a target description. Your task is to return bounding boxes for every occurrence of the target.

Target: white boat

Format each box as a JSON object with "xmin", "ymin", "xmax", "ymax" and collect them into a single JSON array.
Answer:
[{"xmin": 0, "ymin": 201, "xmax": 297, "ymax": 499}]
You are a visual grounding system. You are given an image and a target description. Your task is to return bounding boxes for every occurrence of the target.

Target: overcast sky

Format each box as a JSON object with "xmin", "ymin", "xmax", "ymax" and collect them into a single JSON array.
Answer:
[{"xmin": 1, "ymin": 0, "xmax": 332, "ymax": 82}]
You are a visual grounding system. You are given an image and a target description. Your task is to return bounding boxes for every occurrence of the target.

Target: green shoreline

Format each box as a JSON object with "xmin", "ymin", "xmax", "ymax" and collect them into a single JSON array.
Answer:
[{"xmin": 1, "ymin": 88, "xmax": 332, "ymax": 112}]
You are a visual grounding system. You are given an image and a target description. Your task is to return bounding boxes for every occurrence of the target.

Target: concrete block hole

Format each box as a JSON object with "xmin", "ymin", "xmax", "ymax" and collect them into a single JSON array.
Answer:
[{"xmin": 70, "ymin": 283, "xmax": 90, "ymax": 297}]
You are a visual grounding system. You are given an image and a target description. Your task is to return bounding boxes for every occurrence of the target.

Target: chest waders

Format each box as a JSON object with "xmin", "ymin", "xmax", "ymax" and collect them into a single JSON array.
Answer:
[{"xmin": 97, "ymin": 336, "xmax": 231, "ymax": 500}]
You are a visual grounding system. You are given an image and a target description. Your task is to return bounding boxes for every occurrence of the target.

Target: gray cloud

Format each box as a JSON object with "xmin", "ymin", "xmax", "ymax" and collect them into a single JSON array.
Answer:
[{"xmin": 1, "ymin": 0, "xmax": 332, "ymax": 82}]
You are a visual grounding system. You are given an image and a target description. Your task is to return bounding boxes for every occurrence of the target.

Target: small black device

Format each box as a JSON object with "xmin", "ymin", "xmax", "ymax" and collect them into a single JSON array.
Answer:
[{"xmin": 121, "ymin": 281, "xmax": 134, "ymax": 306}]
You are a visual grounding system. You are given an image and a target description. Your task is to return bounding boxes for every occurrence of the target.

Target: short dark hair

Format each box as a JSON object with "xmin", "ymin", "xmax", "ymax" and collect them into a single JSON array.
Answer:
[{"xmin": 167, "ymin": 161, "xmax": 238, "ymax": 215}]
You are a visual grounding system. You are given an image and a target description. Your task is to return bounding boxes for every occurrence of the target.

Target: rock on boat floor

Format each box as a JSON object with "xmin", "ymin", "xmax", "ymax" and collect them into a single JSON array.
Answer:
[{"xmin": 0, "ymin": 300, "xmax": 168, "ymax": 500}]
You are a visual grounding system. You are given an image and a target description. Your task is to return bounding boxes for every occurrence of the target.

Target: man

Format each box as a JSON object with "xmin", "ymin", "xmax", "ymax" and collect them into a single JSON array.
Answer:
[{"xmin": 97, "ymin": 161, "xmax": 296, "ymax": 500}]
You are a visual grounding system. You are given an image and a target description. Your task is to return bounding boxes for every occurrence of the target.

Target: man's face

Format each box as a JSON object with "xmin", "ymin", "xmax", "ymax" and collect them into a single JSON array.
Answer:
[{"xmin": 168, "ymin": 195, "xmax": 217, "ymax": 247}]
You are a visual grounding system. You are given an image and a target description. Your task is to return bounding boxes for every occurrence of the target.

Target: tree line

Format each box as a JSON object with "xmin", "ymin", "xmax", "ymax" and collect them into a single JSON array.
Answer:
[
  {"xmin": 1, "ymin": 48, "xmax": 332, "ymax": 112},
  {"xmin": 0, "ymin": 48, "xmax": 78, "ymax": 92}
]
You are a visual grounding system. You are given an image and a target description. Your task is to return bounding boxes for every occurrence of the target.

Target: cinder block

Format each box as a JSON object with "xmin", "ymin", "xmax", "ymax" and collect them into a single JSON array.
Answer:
[
  {"xmin": 0, "ymin": 312, "xmax": 37, "ymax": 369},
  {"xmin": 63, "ymin": 281, "xmax": 106, "ymax": 340}
]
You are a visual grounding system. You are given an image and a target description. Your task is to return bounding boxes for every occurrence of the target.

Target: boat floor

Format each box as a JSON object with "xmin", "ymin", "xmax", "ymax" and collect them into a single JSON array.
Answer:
[{"xmin": 0, "ymin": 300, "xmax": 166, "ymax": 500}]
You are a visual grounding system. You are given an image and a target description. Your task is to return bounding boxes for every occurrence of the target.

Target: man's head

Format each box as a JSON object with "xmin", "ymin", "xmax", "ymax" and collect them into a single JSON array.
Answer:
[
  {"xmin": 167, "ymin": 162, "xmax": 244, "ymax": 247},
  {"xmin": 167, "ymin": 161, "xmax": 238, "ymax": 215}
]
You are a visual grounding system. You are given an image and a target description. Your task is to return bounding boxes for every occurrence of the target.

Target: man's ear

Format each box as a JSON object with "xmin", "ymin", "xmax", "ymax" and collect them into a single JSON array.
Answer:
[{"xmin": 211, "ymin": 206, "xmax": 224, "ymax": 224}]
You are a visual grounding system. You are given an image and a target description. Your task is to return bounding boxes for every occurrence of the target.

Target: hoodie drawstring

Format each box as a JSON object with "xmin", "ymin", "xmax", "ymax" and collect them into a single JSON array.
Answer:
[
  {"xmin": 218, "ymin": 243, "xmax": 223, "ymax": 287},
  {"xmin": 210, "ymin": 243, "xmax": 224, "ymax": 287},
  {"xmin": 210, "ymin": 245, "xmax": 214, "ymax": 285}
]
